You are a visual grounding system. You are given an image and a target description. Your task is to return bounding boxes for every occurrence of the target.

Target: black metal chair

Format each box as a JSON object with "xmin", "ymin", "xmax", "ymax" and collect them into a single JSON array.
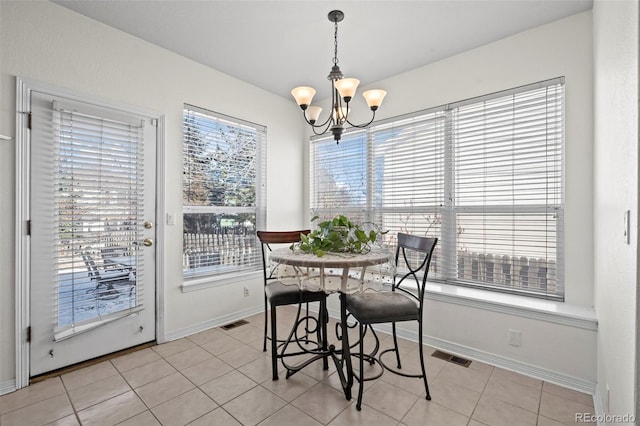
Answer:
[
  {"xmin": 257, "ymin": 230, "xmax": 328, "ymax": 380},
  {"xmin": 345, "ymin": 232, "xmax": 438, "ymax": 410}
]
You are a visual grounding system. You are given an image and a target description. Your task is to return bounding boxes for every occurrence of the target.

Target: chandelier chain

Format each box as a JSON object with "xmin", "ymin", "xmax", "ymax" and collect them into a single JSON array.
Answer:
[{"xmin": 333, "ymin": 20, "xmax": 339, "ymax": 66}]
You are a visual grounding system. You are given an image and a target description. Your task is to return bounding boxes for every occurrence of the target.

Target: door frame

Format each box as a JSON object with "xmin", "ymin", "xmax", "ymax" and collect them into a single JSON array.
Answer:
[{"xmin": 15, "ymin": 77, "xmax": 166, "ymax": 389}]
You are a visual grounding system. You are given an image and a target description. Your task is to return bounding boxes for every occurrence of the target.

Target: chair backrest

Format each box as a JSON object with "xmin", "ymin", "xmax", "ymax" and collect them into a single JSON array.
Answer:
[
  {"xmin": 82, "ymin": 251, "xmax": 101, "ymax": 281},
  {"xmin": 257, "ymin": 230, "xmax": 310, "ymax": 284},
  {"xmin": 393, "ymin": 233, "xmax": 438, "ymax": 307}
]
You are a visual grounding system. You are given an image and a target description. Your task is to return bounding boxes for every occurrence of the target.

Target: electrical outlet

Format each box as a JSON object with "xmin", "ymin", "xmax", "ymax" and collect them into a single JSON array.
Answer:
[
  {"xmin": 508, "ymin": 329, "xmax": 522, "ymax": 347},
  {"xmin": 243, "ymin": 287, "xmax": 249, "ymax": 297}
]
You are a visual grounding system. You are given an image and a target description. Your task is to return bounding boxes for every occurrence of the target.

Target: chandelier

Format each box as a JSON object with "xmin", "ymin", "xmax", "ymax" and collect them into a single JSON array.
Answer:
[{"xmin": 291, "ymin": 10, "xmax": 387, "ymax": 143}]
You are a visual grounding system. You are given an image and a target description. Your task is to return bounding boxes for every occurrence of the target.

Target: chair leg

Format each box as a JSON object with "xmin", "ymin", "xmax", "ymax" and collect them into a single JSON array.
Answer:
[
  {"xmin": 320, "ymin": 299, "xmax": 328, "ymax": 371},
  {"xmin": 263, "ymin": 295, "xmax": 268, "ymax": 352},
  {"xmin": 418, "ymin": 320, "xmax": 431, "ymax": 400},
  {"xmin": 271, "ymin": 305, "xmax": 279, "ymax": 380},
  {"xmin": 356, "ymin": 320, "xmax": 365, "ymax": 411},
  {"xmin": 392, "ymin": 322, "xmax": 402, "ymax": 369}
]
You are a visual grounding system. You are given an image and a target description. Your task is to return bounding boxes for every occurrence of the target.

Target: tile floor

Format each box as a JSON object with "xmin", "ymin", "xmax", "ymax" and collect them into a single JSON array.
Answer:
[{"xmin": 0, "ymin": 306, "xmax": 595, "ymax": 426}]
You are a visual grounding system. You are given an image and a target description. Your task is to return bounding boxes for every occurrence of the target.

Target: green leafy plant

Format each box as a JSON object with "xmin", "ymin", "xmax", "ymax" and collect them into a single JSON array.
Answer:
[{"xmin": 292, "ymin": 215, "xmax": 387, "ymax": 257}]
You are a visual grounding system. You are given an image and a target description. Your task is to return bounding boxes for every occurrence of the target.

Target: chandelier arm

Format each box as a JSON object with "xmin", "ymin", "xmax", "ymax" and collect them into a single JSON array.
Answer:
[
  {"xmin": 301, "ymin": 109, "xmax": 333, "ymax": 129},
  {"xmin": 344, "ymin": 110, "xmax": 377, "ymax": 129},
  {"xmin": 310, "ymin": 120, "xmax": 334, "ymax": 136}
]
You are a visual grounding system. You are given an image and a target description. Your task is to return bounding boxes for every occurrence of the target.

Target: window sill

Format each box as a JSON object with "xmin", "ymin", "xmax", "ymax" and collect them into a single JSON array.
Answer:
[
  {"xmin": 423, "ymin": 282, "xmax": 597, "ymax": 331},
  {"xmin": 181, "ymin": 270, "xmax": 261, "ymax": 293}
]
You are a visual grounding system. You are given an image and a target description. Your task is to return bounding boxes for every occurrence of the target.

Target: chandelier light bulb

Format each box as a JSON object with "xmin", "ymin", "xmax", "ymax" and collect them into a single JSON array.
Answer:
[
  {"xmin": 305, "ymin": 106, "xmax": 323, "ymax": 124},
  {"xmin": 362, "ymin": 89, "xmax": 387, "ymax": 111},
  {"xmin": 334, "ymin": 78, "xmax": 360, "ymax": 102},
  {"xmin": 291, "ymin": 86, "xmax": 316, "ymax": 109}
]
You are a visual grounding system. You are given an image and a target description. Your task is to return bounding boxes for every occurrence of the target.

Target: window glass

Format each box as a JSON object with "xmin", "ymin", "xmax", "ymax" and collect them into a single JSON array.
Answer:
[{"xmin": 183, "ymin": 105, "xmax": 266, "ymax": 279}]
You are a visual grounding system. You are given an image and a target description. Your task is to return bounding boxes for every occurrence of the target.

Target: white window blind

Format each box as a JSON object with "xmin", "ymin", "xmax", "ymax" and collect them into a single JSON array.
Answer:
[
  {"xmin": 52, "ymin": 101, "xmax": 145, "ymax": 340},
  {"xmin": 183, "ymin": 104, "xmax": 266, "ymax": 279},
  {"xmin": 311, "ymin": 78, "xmax": 564, "ymax": 300}
]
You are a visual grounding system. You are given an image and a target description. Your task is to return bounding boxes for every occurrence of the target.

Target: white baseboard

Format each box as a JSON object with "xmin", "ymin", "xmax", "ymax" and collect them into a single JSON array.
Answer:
[
  {"xmin": 592, "ymin": 386, "xmax": 606, "ymax": 426},
  {"xmin": 163, "ymin": 305, "xmax": 263, "ymax": 342},
  {"xmin": 0, "ymin": 378, "xmax": 16, "ymax": 396}
]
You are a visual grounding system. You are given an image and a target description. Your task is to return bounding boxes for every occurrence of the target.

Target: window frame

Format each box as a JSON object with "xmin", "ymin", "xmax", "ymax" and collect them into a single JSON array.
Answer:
[
  {"xmin": 310, "ymin": 78, "xmax": 565, "ymax": 301},
  {"xmin": 182, "ymin": 104, "xmax": 266, "ymax": 281}
]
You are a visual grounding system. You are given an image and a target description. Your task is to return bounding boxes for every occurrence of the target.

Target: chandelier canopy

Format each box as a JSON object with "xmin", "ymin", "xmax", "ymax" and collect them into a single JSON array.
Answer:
[{"xmin": 291, "ymin": 10, "xmax": 387, "ymax": 143}]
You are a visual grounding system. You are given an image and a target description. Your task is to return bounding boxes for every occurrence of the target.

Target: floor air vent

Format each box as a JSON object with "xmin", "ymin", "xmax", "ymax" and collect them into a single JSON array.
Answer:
[
  {"xmin": 221, "ymin": 319, "xmax": 249, "ymax": 330},
  {"xmin": 431, "ymin": 350, "xmax": 472, "ymax": 368}
]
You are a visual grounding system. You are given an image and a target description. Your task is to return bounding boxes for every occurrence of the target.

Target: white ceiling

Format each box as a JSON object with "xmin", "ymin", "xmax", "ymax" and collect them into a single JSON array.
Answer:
[{"xmin": 53, "ymin": 0, "xmax": 592, "ymax": 100}]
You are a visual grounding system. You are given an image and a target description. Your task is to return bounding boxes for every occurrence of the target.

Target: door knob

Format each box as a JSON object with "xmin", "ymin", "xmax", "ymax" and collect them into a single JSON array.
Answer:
[
  {"xmin": 143, "ymin": 238, "xmax": 153, "ymax": 247},
  {"xmin": 144, "ymin": 221, "xmax": 153, "ymax": 229}
]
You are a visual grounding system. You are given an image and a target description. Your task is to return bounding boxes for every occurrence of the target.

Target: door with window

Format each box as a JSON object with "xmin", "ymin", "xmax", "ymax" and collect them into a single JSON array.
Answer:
[{"xmin": 29, "ymin": 91, "xmax": 157, "ymax": 376}]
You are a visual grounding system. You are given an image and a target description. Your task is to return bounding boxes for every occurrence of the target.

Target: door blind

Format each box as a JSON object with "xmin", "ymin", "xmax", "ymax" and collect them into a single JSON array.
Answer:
[{"xmin": 52, "ymin": 101, "xmax": 145, "ymax": 340}]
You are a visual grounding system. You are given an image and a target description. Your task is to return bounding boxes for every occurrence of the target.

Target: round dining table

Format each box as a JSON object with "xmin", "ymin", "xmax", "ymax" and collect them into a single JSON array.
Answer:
[{"xmin": 268, "ymin": 247, "xmax": 394, "ymax": 400}]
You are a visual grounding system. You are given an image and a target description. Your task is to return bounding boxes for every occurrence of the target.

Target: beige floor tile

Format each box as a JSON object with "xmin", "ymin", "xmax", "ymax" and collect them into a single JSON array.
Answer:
[
  {"xmin": 539, "ymin": 391, "xmax": 595, "ymax": 425},
  {"xmin": 0, "ymin": 377, "xmax": 66, "ymax": 415},
  {"xmin": 45, "ymin": 414, "xmax": 80, "ymax": 426},
  {"xmin": 188, "ymin": 407, "xmax": 242, "ymax": 425},
  {"xmin": 61, "ymin": 361, "xmax": 119, "ymax": 391},
  {"xmin": 468, "ymin": 358, "xmax": 495, "ymax": 374},
  {"xmin": 151, "ymin": 388, "xmax": 217, "ymax": 426},
  {"xmin": 378, "ymin": 370, "xmax": 429, "ymax": 397},
  {"xmin": 116, "ymin": 410, "xmax": 162, "ymax": 426},
  {"xmin": 537, "ymin": 415, "xmax": 571, "ymax": 426},
  {"xmin": 401, "ymin": 399, "xmax": 469, "ymax": 426},
  {"xmin": 483, "ymin": 374, "xmax": 542, "ymax": 413},
  {"xmin": 121, "ymin": 358, "xmax": 177, "ymax": 388},
  {"xmin": 542, "ymin": 382, "xmax": 594, "ymax": 407},
  {"xmin": 153, "ymin": 338, "xmax": 197, "ymax": 358},
  {"xmin": 200, "ymin": 335, "xmax": 245, "ymax": 356},
  {"xmin": 225, "ymin": 323, "xmax": 264, "ymax": 342},
  {"xmin": 165, "ymin": 346, "xmax": 214, "ymax": 371},
  {"xmin": 134, "ymin": 372, "xmax": 195, "ymax": 408},
  {"xmin": 0, "ymin": 394, "xmax": 73, "ymax": 426},
  {"xmin": 491, "ymin": 367, "xmax": 543, "ymax": 390},
  {"xmin": 258, "ymin": 404, "xmax": 322, "ymax": 426},
  {"xmin": 200, "ymin": 370, "xmax": 258, "ymax": 405},
  {"xmin": 110, "ymin": 348, "xmax": 162, "ymax": 373},
  {"xmin": 261, "ymin": 370, "xmax": 318, "ymax": 401},
  {"xmin": 436, "ymin": 362, "xmax": 492, "ymax": 393},
  {"xmin": 76, "ymin": 390, "xmax": 146, "ymax": 426},
  {"xmin": 467, "ymin": 420, "xmax": 489, "ymax": 426},
  {"xmin": 186, "ymin": 327, "xmax": 224, "ymax": 346},
  {"xmin": 360, "ymin": 380, "xmax": 419, "ymax": 420},
  {"xmin": 328, "ymin": 404, "xmax": 397, "ymax": 426},
  {"xmin": 181, "ymin": 356, "xmax": 234, "ymax": 386},
  {"xmin": 472, "ymin": 394, "xmax": 538, "ymax": 426},
  {"xmin": 291, "ymin": 382, "xmax": 353, "ymax": 424},
  {"xmin": 67, "ymin": 374, "xmax": 131, "ymax": 411},
  {"xmin": 222, "ymin": 386, "xmax": 287, "ymax": 426},
  {"xmin": 217, "ymin": 344, "xmax": 267, "ymax": 369},
  {"xmin": 427, "ymin": 376, "xmax": 482, "ymax": 417},
  {"xmin": 237, "ymin": 355, "xmax": 280, "ymax": 383}
]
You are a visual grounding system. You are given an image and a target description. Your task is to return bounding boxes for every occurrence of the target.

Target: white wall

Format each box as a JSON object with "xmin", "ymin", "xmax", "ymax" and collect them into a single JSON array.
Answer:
[
  {"xmin": 0, "ymin": 1, "xmax": 305, "ymax": 387},
  {"xmin": 318, "ymin": 11, "xmax": 598, "ymax": 391},
  {"xmin": 593, "ymin": 0, "xmax": 639, "ymax": 417}
]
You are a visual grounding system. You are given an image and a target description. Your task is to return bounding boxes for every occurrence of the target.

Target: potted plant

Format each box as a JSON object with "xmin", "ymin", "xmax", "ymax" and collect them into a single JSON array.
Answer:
[{"xmin": 292, "ymin": 215, "xmax": 387, "ymax": 257}]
